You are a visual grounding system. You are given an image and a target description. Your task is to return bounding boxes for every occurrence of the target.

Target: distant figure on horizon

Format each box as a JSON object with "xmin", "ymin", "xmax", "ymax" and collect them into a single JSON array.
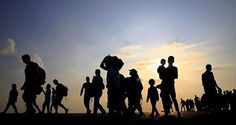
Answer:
[
  {"xmin": 21, "ymin": 54, "xmax": 41, "ymax": 114},
  {"xmin": 100, "ymin": 55, "xmax": 124, "ymax": 115},
  {"xmin": 42, "ymin": 84, "xmax": 51, "ymax": 114},
  {"xmin": 164, "ymin": 56, "xmax": 181, "ymax": 117},
  {"xmin": 80, "ymin": 76, "xmax": 92, "ymax": 115},
  {"xmin": 53, "ymin": 79, "xmax": 69, "ymax": 114},
  {"xmin": 194, "ymin": 95, "xmax": 202, "ymax": 111},
  {"xmin": 92, "ymin": 69, "xmax": 106, "ymax": 116},
  {"xmin": 3, "ymin": 83, "xmax": 18, "ymax": 114},
  {"xmin": 180, "ymin": 98, "xmax": 186, "ymax": 112},
  {"xmin": 147, "ymin": 79, "xmax": 160, "ymax": 117},
  {"xmin": 202, "ymin": 64, "xmax": 221, "ymax": 111}
]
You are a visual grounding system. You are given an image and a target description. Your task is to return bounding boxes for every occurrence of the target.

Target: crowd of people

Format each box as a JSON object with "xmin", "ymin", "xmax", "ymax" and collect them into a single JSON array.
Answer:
[
  {"xmin": 180, "ymin": 89, "xmax": 236, "ymax": 112},
  {"xmin": 2, "ymin": 54, "xmax": 236, "ymax": 118}
]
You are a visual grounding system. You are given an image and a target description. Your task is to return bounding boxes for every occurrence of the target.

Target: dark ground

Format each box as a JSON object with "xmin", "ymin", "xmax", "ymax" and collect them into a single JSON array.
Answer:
[{"xmin": 0, "ymin": 111, "xmax": 235, "ymax": 125}]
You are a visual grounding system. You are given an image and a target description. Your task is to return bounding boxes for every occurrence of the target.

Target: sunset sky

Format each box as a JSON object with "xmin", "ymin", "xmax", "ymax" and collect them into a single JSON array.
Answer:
[{"xmin": 1, "ymin": 0, "xmax": 236, "ymax": 113}]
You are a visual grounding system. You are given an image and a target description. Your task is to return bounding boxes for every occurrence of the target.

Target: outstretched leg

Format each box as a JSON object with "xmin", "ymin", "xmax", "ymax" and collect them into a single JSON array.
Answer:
[{"xmin": 3, "ymin": 103, "xmax": 11, "ymax": 113}]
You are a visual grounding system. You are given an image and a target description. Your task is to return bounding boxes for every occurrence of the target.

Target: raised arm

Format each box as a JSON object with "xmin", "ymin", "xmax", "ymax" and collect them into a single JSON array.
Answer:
[{"xmin": 100, "ymin": 56, "xmax": 109, "ymax": 71}]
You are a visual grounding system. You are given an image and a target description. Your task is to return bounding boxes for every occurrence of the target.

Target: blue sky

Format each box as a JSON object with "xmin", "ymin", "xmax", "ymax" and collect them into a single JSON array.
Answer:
[{"xmin": 1, "ymin": 0, "xmax": 236, "ymax": 113}]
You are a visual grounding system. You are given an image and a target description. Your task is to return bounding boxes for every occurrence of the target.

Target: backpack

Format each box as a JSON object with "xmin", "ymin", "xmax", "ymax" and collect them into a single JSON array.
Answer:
[
  {"xmin": 36, "ymin": 66, "xmax": 46, "ymax": 85},
  {"xmin": 60, "ymin": 84, "xmax": 68, "ymax": 97}
]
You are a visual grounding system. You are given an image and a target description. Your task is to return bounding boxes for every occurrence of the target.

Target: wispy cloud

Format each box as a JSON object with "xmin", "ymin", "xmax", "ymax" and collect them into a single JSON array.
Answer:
[
  {"xmin": 165, "ymin": 41, "xmax": 197, "ymax": 50},
  {"xmin": 120, "ymin": 41, "xmax": 206, "ymax": 69},
  {"xmin": 32, "ymin": 53, "xmax": 45, "ymax": 69},
  {"xmin": 0, "ymin": 38, "xmax": 16, "ymax": 55},
  {"xmin": 120, "ymin": 43, "xmax": 142, "ymax": 50},
  {"xmin": 116, "ymin": 43, "xmax": 142, "ymax": 58},
  {"xmin": 117, "ymin": 41, "xmax": 208, "ymax": 84}
]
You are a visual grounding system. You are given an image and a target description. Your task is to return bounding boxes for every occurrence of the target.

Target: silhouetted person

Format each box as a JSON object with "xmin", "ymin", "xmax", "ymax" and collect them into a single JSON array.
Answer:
[
  {"xmin": 80, "ymin": 77, "xmax": 92, "ymax": 115},
  {"xmin": 50, "ymin": 88, "xmax": 57, "ymax": 113},
  {"xmin": 201, "ymin": 93, "xmax": 208, "ymax": 111},
  {"xmin": 125, "ymin": 69, "xmax": 144, "ymax": 116},
  {"xmin": 222, "ymin": 91, "xmax": 229, "ymax": 111},
  {"xmin": 194, "ymin": 95, "xmax": 202, "ymax": 111},
  {"xmin": 157, "ymin": 58, "xmax": 172, "ymax": 116},
  {"xmin": 100, "ymin": 55, "xmax": 124, "ymax": 114},
  {"xmin": 232, "ymin": 89, "xmax": 236, "ymax": 111},
  {"xmin": 185, "ymin": 99, "xmax": 190, "ymax": 111},
  {"xmin": 42, "ymin": 84, "xmax": 51, "ymax": 114},
  {"xmin": 165, "ymin": 56, "xmax": 181, "ymax": 117},
  {"xmin": 189, "ymin": 99, "xmax": 195, "ymax": 111},
  {"xmin": 3, "ymin": 84, "xmax": 18, "ymax": 114},
  {"xmin": 92, "ymin": 69, "xmax": 106, "ymax": 116},
  {"xmin": 53, "ymin": 79, "xmax": 69, "ymax": 114},
  {"xmin": 180, "ymin": 98, "xmax": 186, "ymax": 112},
  {"xmin": 202, "ymin": 64, "xmax": 221, "ymax": 111},
  {"xmin": 147, "ymin": 79, "xmax": 159, "ymax": 117},
  {"xmin": 157, "ymin": 59, "xmax": 166, "ymax": 82},
  {"xmin": 21, "ymin": 54, "xmax": 39, "ymax": 113}
]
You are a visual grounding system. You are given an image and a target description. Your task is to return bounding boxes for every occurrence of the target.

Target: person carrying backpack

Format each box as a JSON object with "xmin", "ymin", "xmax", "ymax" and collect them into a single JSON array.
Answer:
[
  {"xmin": 21, "ymin": 54, "xmax": 44, "ymax": 114},
  {"xmin": 53, "ymin": 79, "xmax": 68, "ymax": 114},
  {"xmin": 92, "ymin": 69, "xmax": 106, "ymax": 116}
]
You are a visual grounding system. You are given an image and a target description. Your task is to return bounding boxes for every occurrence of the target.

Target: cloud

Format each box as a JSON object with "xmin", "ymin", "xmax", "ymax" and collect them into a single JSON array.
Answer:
[
  {"xmin": 115, "ymin": 43, "xmax": 142, "ymax": 58},
  {"xmin": 0, "ymin": 38, "xmax": 16, "ymax": 55},
  {"xmin": 132, "ymin": 60, "xmax": 156, "ymax": 68},
  {"xmin": 32, "ymin": 53, "xmax": 45, "ymax": 69},
  {"xmin": 117, "ymin": 41, "xmax": 209, "ymax": 83},
  {"xmin": 157, "ymin": 41, "xmax": 198, "ymax": 55},
  {"xmin": 120, "ymin": 43, "xmax": 142, "ymax": 50}
]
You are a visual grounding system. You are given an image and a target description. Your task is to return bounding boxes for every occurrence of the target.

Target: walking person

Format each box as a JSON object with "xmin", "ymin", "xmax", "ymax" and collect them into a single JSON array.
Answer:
[
  {"xmin": 165, "ymin": 56, "xmax": 181, "ymax": 117},
  {"xmin": 42, "ymin": 84, "xmax": 51, "ymax": 113},
  {"xmin": 157, "ymin": 58, "xmax": 172, "ymax": 116},
  {"xmin": 3, "ymin": 84, "xmax": 18, "ymax": 114},
  {"xmin": 21, "ymin": 54, "xmax": 41, "ymax": 114},
  {"xmin": 53, "ymin": 79, "xmax": 69, "ymax": 114},
  {"xmin": 125, "ymin": 69, "xmax": 144, "ymax": 116},
  {"xmin": 92, "ymin": 69, "xmax": 106, "ymax": 116},
  {"xmin": 147, "ymin": 79, "xmax": 160, "ymax": 117},
  {"xmin": 80, "ymin": 77, "xmax": 92, "ymax": 115},
  {"xmin": 100, "ymin": 55, "xmax": 124, "ymax": 114},
  {"xmin": 202, "ymin": 64, "xmax": 221, "ymax": 111}
]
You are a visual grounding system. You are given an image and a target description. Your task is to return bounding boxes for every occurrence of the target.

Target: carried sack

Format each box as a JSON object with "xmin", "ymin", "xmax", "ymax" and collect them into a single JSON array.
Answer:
[
  {"xmin": 36, "ymin": 66, "xmax": 46, "ymax": 85},
  {"xmin": 104, "ymin": 56, "xmax": 124, "ymax": 70},
  {"xmin": 60, "ymin": 84, "xmax": 68, "ymax": 97}
]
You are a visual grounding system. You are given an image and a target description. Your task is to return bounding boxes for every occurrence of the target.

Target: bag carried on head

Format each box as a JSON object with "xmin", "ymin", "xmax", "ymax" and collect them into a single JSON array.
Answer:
[{"xmin": 104, "ymin": 56, "xmax": 124, "ymax": 70}]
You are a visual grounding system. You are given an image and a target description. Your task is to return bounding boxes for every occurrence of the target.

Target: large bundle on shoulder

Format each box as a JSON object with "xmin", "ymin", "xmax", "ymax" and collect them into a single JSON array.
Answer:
[
  {"xmin": 104, "ymin": 55, "xmax": 124, "ymax": 70},
  {"xmin": 59, "ymin": 84, "xmax": 68, "ymax": 97},
  {"xmin": 35, "ymin": 65, "xmax": 46, "ymax": 95},
  {"xmin": 36, "ymin": 66, "xmax": 46, "ymax": 85}
]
